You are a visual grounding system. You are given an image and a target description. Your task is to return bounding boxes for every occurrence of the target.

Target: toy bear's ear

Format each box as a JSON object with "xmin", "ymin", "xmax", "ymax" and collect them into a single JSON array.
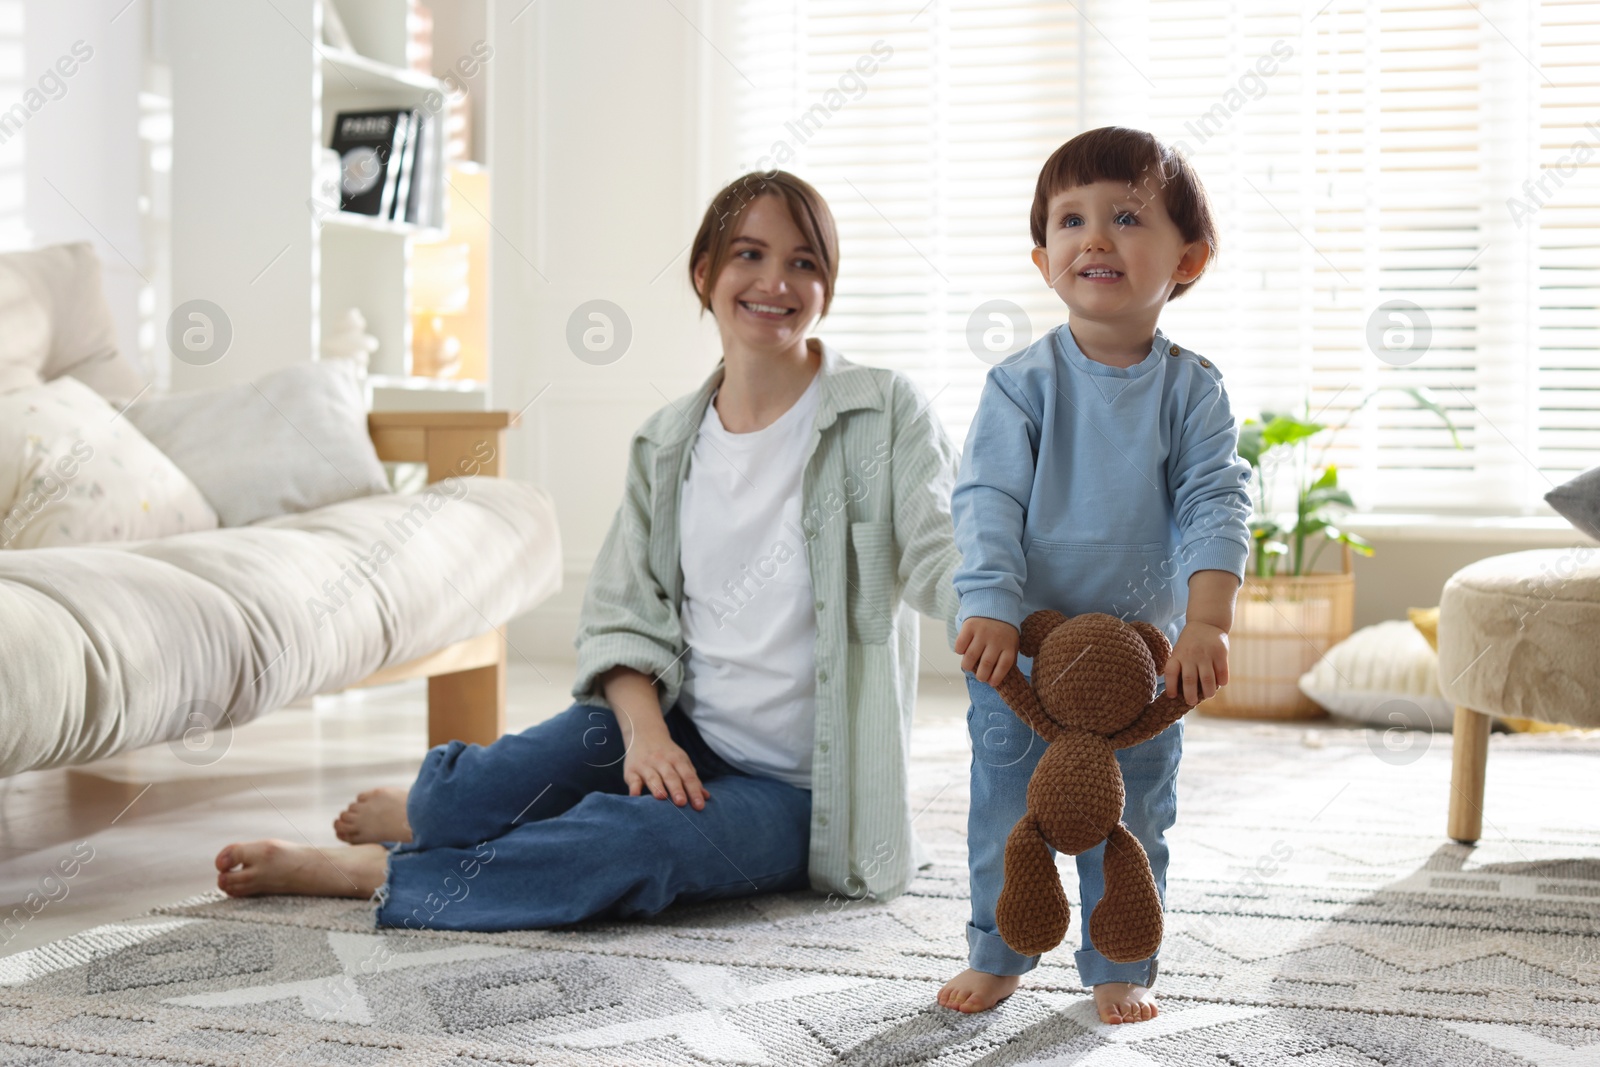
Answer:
[
  {"xmin": 1129, "ymin": 621, "xmax": 1172, "ymax": 670},
  {"xmin": 1018, "ymin": 610, "xmax": 1068, "ymax": 658}
]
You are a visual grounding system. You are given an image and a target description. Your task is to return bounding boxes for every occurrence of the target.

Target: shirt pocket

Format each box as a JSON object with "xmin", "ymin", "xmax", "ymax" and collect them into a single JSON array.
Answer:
[
  {"xmin": 846, "ymin": 520, "xmax": 896, "ymax": 644},
  {"xmin": 1022, "ymin": 539, "xmax": 1176, "ymax": 625}
]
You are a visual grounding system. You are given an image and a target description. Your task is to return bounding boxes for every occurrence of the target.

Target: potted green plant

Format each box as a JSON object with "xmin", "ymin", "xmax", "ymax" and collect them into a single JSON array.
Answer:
[{"xmin": 1203, "ymin": 388, "xmax": 1462, "ymax": 719}]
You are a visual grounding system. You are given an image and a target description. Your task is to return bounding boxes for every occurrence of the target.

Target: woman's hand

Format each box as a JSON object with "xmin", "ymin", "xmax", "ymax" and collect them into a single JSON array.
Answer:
[
  {"xmin": 623, "ymin": 731, "xmax": 711, "ymax": 810},
  {"xmin": 601, "ymin": 664, "xmax": 711, "ymax": 811},
  {"xmin": 956, "ymin": 616, "xmax": 1021, "ymax": 686}
]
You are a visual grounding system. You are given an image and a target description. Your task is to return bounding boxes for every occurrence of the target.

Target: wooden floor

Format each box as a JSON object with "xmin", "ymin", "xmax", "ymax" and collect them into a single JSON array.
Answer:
[{"xmin": 0, "ymin": 663, "xmax": 976, "ymax": 958}]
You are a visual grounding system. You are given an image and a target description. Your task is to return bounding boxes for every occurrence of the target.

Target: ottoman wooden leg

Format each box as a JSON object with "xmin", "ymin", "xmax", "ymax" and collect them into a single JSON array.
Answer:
[{"xmin": 1448, "ymin": 705, "xmax": 1491, "ymax": 844}]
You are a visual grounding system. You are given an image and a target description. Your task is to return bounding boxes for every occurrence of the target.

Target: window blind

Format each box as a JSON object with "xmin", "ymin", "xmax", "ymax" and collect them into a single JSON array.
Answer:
[
  {"xmin": 731, "ymin": 0, "xmax": 1598, "ymax": 513},
  {"xmin": 0, "ymin": 0, "xmax": 26, "ymax": 249},
  {"xmin": 1534, "ymin": 0, "xmax": 1600, "ymax": 490},
  {"xmin": 732, "ymin": 0, "xmax": 1083, "ymax": 441}
]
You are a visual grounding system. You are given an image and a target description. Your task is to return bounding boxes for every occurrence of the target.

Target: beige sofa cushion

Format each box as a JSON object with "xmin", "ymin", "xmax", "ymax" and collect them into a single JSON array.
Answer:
[
  {"xmin": 1437, "ymin": 547, "xmax": 1600, "ymax": 727},
  {"xmin": 123, "ymin": 362, "xmax": 391, "ymax": 527},
  {"xmin": 0, "ymin": 242, "xmax": 145, "ymax": 401},
  {"xmin": 0, "ymin": 478, "xmax": 561, "ymax": 778}
]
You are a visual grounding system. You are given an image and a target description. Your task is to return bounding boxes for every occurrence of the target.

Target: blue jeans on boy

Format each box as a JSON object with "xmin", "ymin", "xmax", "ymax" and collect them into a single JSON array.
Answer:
[
  {"xmin": 965, "ymin": 671, "xmax": 1182, "ymax": 988},
  {"xmin": 373, "ymin": 702, "xmax": 813, "ymax": 932}
]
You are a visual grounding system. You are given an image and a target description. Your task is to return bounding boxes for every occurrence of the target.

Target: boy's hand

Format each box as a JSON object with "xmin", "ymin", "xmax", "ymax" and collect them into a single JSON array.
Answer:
[
  {"xmin": 1164, "ymin": 621, "xmax": 1230, "ymax": 705},
  {"xmin": 623, "ymin": 732, "xmax": 710, "ymax": 810},
  {"xmin": 956, "ymin": 617, "xmax": 1021, "ymax": 686}
]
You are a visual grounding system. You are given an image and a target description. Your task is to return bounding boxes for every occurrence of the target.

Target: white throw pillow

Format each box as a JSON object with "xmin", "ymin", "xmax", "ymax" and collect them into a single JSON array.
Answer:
[
  {"xmin": 0, "ymin": 242, "xmax": 145, "ymax": 401},
  {"xmin": 123, "ymin": 361, "xmax": 391, "ymax": 527},
  {"xmin": 1298, "ymin": 619, "xmax": 1455, "ymax": 731},
  {"xmin": 0, "ymin": 377, "xmax": 218, "ymax": 548}
]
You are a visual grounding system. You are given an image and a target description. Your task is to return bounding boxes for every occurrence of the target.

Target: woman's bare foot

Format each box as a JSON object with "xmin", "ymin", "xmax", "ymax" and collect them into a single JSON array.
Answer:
[
  {"xmin": 937, "ymin": 968, "xmax": 1020, "ymax": 1013},
  {"xmin": 1093, "ymin": 981, "xmax": 1158, "ymax": 1024},
  {"xmin": 333, "ymin": 787, "xmax": 412, "ymax": 844},
  {"xmin": 214, "ymin": 839, "xmax": 388, "ymax": 898}
]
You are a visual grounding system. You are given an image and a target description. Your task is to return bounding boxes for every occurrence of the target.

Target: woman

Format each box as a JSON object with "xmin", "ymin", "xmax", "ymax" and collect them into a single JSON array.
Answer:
[{"xmin": 214, "ymin": 170, "xmax": 963, "ymax": 929}]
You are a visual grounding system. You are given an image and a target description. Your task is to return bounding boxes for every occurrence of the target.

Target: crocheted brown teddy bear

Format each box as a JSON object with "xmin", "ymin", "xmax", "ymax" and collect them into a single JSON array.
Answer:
[{"xmin": 991, "ymin": 609, "xmax": 1197, "ymax": 963}]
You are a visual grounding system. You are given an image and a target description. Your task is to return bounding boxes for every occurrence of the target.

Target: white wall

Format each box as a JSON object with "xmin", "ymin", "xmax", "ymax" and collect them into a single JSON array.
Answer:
[
  {"xmin": 493, "ymin": 0, "xmax": 734, "ymax": 663},
  {"xmin": 20, "ymin": 0, "xmax": 146, "ymax": 381},
  {"xmin": 167, "ymin": 0, "xmax": 316, "ymax": 393}
]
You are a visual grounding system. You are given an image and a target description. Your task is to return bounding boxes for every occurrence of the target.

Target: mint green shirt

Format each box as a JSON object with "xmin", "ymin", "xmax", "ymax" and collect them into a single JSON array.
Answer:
[{"xmin": 573, "ymin": 342, "xmax": 961, "ymax": 901}]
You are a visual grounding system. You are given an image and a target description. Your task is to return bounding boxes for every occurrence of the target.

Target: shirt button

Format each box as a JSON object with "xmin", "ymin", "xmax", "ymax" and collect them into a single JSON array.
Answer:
[
  {"xmin": 814, "ymin": 599, "xmax": 825, "ymax": 612},
  {"xmin": 818, "ymin": 669, "xmax": 830, "ymax": 683},
  {"xmin": 819, "ymin": 741, "xmax": 829, "ymax": 753},
  {"xmin": 818, "ymin": 814, "xmax": 828, "ymax": 827},
  {"xmin": 1199, "ymin": 358, "xmax": 1212, "ymax": 368},
  {"xmin": 1168, "ymin": 344, "xmax": 1180, "ymax": 356}
]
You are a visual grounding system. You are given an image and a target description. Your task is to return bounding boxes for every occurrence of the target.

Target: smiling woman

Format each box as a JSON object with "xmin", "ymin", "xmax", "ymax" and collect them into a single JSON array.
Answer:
[{"xmin": 213, "ymin": 170, "xmax": 965, "ymax": 941}]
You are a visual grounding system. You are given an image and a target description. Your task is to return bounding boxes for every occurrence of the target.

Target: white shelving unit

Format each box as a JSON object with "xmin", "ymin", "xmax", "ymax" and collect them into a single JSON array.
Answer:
[{"xmin": 170, "ymin": 0, "xmax": 490, "ymax": 411}]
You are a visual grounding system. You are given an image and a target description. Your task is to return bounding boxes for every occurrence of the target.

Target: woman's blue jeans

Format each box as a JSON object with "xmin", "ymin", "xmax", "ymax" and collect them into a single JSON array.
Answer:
[
  {"xmin": 372, "ymin": 702, "xmax": 813, "ymax": 932},
  {"xmin": 965, "ymin": 672, "xmax": 1183, "ymax": 988}
]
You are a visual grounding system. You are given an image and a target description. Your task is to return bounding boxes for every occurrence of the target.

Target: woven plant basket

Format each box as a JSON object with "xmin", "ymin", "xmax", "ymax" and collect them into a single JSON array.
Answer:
[{"xmin": 1203, "ymin": 543, "xmax": 1354, "ymax": 720}]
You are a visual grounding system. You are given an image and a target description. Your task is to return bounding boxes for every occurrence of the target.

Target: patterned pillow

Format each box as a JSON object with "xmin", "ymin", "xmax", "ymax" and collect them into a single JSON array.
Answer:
[{"xmin": 0, "ymin": 376, "xmax": 218, "ymax": 548}]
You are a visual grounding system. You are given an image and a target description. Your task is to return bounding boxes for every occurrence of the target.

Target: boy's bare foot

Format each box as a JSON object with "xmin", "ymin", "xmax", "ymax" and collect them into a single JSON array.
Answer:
[
  {"xmin": 333, "ymin": 787, "xmax": 412, "ymax": 844},
  {"xmin": 937, "ymin": 968, "xmax": 1020, "ymax": 1013},
  {"xmin": 1093, "ymin": 981, "xmax": 1158, "ymax": 1024},
  {"xmin": 214, "ymin": 839, "xmax": 388, "ymax": 898}
]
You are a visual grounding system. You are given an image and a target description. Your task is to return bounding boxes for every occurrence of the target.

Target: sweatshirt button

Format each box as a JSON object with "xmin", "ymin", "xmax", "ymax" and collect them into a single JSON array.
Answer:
[{"xmin": 1168, "ymin": 344, "xmax": 1180, "ymax": 356}]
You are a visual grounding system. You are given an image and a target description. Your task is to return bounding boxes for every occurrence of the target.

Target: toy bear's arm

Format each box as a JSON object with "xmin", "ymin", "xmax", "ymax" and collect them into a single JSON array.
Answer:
[
  {"xmin": 994, "ymin": 665, "xmax": 1060, "ymax": 743},
  {"xmin": 1106, "ymin": 691, "xmax": 1191, "ymax": 750}
]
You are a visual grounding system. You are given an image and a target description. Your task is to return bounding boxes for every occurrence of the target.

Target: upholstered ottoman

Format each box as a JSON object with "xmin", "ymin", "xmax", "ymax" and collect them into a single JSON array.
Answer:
[{"xmin": 1437, "ymin": 546, "xmax": 1600, "ymax": 842}]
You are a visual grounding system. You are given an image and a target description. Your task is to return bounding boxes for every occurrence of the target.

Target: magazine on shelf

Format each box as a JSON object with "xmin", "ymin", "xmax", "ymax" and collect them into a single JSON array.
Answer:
[{"xmin": 330, "ymin": 109, "xmax": 408, "ymax": 217}]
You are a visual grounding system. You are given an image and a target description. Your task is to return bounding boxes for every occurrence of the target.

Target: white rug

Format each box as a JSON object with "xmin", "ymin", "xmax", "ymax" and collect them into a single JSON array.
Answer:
[{"xmin": 2, "ymin": 718, "xmax": 1598, "ymax": 1065}]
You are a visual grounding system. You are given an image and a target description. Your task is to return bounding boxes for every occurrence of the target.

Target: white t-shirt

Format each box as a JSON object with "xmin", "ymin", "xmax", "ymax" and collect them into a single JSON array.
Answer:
[{"xmin": 677, "ymin": 374, "xmax": 821, "ymax": 790}]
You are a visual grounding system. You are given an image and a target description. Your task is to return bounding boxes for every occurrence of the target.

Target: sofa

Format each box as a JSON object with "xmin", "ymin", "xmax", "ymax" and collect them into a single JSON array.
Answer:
[{"xmin": 0, "ymin": 242, "xmax": 561, "ymax": 779}]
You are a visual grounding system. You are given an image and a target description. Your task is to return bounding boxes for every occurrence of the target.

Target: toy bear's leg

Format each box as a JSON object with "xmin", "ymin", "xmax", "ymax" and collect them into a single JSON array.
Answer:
[
  {"xmin": 1074, "ymin": 715, "xmax": 1182, "ymax": 987},
  {"xmin": 1087, "ymin": 822, "xmax": 1163, "ymax": 963},
  {"xmin": 966, "ymin": 676, "xmax": 1051, "ymax": 976},
  {"xmin": 995, "ymin": 811, "xmax": 1071, "ymax": 956}
]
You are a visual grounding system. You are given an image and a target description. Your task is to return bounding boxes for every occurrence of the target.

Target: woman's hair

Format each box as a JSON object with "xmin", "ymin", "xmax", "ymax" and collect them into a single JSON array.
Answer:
[
  {"xmin": 1030, "ymin": 127, "xmax": 1217, "ymax": 300},
  {"xmin": 688, "ymin": 170, "xmax": 840, "ymax": 316}
]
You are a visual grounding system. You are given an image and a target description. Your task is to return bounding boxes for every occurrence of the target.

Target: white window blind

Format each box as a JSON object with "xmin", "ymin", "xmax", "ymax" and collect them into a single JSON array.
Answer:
[
  {"xmin": 1534, "ymin": 1, "xmax": 1600, "ymax": 490},
  {"xmin": 0, "ymin": 0, "xmax": 26, "ymax": 249},
  {"xmin": 732, "ymin": 0, "xmax": 1084, "ymax": 442},
  {"xmin": 731, "ymin": 0, "xmax": 1599, "ymax": 513}
]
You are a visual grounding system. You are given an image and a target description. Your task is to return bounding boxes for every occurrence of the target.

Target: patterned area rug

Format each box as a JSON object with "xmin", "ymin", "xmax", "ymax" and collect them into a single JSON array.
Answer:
[{"xmin": 2, "ymin": 717, "xmax": 1598, "ymax": 1066}]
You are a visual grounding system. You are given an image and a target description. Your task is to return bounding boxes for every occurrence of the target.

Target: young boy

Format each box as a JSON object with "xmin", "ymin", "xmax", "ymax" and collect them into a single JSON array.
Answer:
[{"xmin": 937, "ymin": 127, "xmax": 1253, "ymax": 1025}]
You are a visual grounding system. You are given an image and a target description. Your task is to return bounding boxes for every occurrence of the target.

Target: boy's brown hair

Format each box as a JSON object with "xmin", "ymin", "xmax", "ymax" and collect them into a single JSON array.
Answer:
[
  {"xmin": 1030, "ymin": 127, "xmax": 1217, "ymax": 300},
  {"xmin": 689, "ymin": 170, "xmax": 840, "ymax": 316}
]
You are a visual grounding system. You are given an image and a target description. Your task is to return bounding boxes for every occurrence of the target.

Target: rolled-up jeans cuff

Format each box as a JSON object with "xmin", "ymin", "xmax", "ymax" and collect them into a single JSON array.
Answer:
[
  {"xmin": 368, "ymin": 840, "xmax": 412, "ymax": 929},
  {"xmin": 966, "ymin": 922, "xmax": 1040, "ymax": 976},
  {"xmin": 1076, "ymin": 948, "xmax": 1158, "ymax": 988}
]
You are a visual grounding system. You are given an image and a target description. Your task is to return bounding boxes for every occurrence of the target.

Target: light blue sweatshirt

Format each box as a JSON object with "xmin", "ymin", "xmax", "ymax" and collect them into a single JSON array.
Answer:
[{"xmin": 952, "ymin": 323, "xmax": 1253, "ymax": 647}]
